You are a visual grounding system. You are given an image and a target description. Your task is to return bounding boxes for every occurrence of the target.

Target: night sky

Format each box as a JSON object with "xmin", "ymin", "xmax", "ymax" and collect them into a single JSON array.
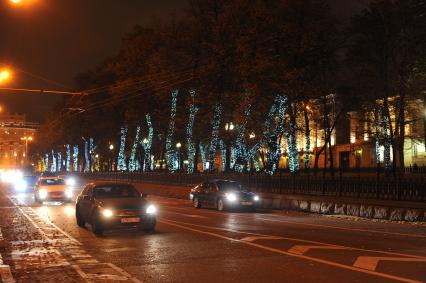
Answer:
[{"xmin": 0, "ymin": 0, "xmax": 366, "ymax": 122}]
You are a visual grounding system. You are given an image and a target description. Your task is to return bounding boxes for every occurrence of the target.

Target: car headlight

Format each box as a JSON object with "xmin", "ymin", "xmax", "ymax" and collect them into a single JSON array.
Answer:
[
  {"xmin": 146, "ymin": 204, "xmax": 157, "ymax": 214},
  {"xmin": 66, "ymin": 178, "xmax": 76, "ymax": 187},
  {"xmin": 102, "ymin": 209, "xmax": 113, "ymax": 218},
  {"xmin": 14, "ymin": 180, "xmax": 27, "ymax": 191},
  {"xmin": 39, "ymin": 189, "xmax": 47, "ymax": 199},
  {"xmin": 65, "ymin": 189, "xmax": 73, "ymax": 198},
  {"xmin": 225, "ymin": 193, "xmax": 237, "ymax": 202},
  {"xmin": 253, "ymin": 195, "xmax": 260, "ymax": 201}
]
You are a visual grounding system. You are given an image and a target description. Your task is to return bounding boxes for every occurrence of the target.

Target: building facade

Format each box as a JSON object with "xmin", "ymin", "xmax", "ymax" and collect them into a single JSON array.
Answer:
[{"xmin": 0, "ymin": 112, "xmax": 37, "ymax": 169}]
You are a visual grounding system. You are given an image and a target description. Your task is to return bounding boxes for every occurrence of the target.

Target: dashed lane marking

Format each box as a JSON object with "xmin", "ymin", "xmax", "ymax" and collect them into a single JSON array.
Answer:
[
  {"xmin": 240, "ymin": 236, "xmax": 284, "ymax": 242},
  {"xmin": 103, "ymin": 247, "xmax": 132, "ymax": 253},
  {"xmin": 160, "ymin": 218, "xmax": 426, "ymax": 283},
  {"xmin": 161, "ymin": 204, "xmax": 426, "ymax": 239},
  {"xmin": 287, "ymin": 245, "xmax": 353, "ymax": 255},
  {"xmin": 159, "ymin": 217, "xmax": 426, "ymax": 259},
  {"xmin": 7, "ymin": 195, "xmax": 143, "ymax": 283},
  {"xmin": 354, "ymin": 256, "xmax": 426, "ymax": 271}
]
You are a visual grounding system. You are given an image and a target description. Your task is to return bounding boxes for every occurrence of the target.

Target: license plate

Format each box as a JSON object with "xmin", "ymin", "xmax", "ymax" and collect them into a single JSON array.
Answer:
[
  {"xmin": 241, "ymin": 201, "xmax": 253, "ymax": 206},
  {"xmin": 121, "ymin": 217, "xmax": 140, "ymax": 223}
]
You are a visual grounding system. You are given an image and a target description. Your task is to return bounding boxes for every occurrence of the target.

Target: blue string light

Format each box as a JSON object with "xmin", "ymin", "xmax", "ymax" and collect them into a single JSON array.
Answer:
[
  {"xmin": 304, "ymin": 129, "xmax": 311, "ymax": 169},
  {"xmin": 117, "ymin": 126, "xmax": 128, "ymax": 171},
  {"xmin": 44, "ymin": 153, "xmax": 49, "ymax": 172},
  {"xmin": 199, "ymin": 143, "xmax": 209, "ymax": 171},
  {"xmin": 84, "ymin": 139, "xmax": 90, "ymax": 173},
  {"xmin": 208, "ymin": 102, "xmax": 222, "ymax": 171},
  {"xmin": 66, "ymin": 144, "xmax": 71, "ymax": 172},
  {"xmin": 233, "ymin": 104, "xmax": 251, "ymax": 172},
  {"xmin": 263, "ymin": 95, "xmax": 287, "ymax": 175},
  {"xmin": 381, "ymin": 105, "xmax": 391, "ymax": 171},
  {"xmin": 165, "ymin": 90, "xmax": 179, "ymax": 172},
  {"xmin": 73, "ymin": 145, "xmax": 78, "ymax": 172},
  {"xmin": 51, "ymin": 150, "xmax": 56, "ymax": 172},
  {"xmin": 186, "ymin": 90, "xmax": 198, "ymax": 173},
  {"xmin": 246, "ymin": 143, "xmax": 260, "ymax": 172},
  {"xmin": 374, "ymin": 108, "xmax": 381, "ymax": 165},
  {"xmin": 89, "ymin": 138, "xmax": 95, "ymax": 172},
  {"xmin": 142, "ymin": 114, "xmax": 154, "ymax": 171},
  {"xmin": 218, "ymin": 139, "xmax": 227, "ymax": 171},
  {"xmin": 57, "ymin": 152, "xmax": 62, "ymax": 172},
  {"xmin": 129, "ymin": 126, "xmax": 141, "ymax": 172}
]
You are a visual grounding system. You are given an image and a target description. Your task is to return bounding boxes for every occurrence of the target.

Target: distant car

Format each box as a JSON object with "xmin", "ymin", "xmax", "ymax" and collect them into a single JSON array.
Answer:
[
  {"xmin": 75, "ymin": 182, "xmax": 157, "ymax": 235},
  {"xmin": 189, "ymin": 180, "xmax": 260, "ymax": 211},
  {"xmin": 34, "ymin": 177, "xmax": 73, "ymax": 203}
]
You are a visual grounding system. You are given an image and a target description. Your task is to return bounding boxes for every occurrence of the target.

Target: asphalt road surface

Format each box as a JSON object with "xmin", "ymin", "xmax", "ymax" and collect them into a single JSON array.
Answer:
[{"xmin": 0, "ymin": 183, "xmax": 426, "ymax": 283}]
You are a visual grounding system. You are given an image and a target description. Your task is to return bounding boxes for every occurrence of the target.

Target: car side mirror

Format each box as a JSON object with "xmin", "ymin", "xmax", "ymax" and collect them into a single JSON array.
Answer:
[{"xmin": 141, "ymin": 193, "xmax": 148, "ymax": 198}]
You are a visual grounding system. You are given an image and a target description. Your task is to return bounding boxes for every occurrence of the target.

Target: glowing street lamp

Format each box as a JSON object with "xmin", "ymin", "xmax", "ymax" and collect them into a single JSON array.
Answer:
[
  {"xmin": 0, "ymin": 68, "xmax": 12, "ymax": 84},
  {"xmin": 109, "ymin": 144, "xmax": 114, "ymax": 150},
  {"xmin": 21, "ymin": 136, "xmax": 33, "ymax": 159}
]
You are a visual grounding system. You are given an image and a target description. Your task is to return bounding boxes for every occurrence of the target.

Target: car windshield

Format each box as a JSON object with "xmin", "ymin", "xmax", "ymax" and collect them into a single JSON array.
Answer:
[
  {"xmin": 216, "ymin": 181, "xmax": 245, "ymax": 191},
  {"xmin": 40, "ymin": 179, "xmax": 65, "ymax": 185},
  {"xmin": 93, "ymin": 185, "xmax": 139, "ymax": 198}
]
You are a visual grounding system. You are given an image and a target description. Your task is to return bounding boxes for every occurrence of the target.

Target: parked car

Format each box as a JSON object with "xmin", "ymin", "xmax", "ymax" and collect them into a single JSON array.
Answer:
[
  {"xmin": 189, "ymin": 179, "xmax": 260, "ymax": 211},
  {"xmin": 75, "ymin": 182, "xmax": 157, "ymax": 235},
  {"xmin": 34, "ymin": 177, "xmax": 73, "ymax": 203}
]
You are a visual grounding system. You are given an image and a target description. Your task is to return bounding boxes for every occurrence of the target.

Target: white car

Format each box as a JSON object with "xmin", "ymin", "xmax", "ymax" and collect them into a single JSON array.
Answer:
[{"xmin": 34, "ymin": 177, "xmax": 73, "ymax": 203}]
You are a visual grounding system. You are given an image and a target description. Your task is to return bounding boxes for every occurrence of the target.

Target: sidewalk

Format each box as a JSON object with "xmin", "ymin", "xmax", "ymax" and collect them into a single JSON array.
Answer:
[
  {"xmin": 93, "ymin": 180, "xmax": 426, "ymax": 223},
  {"xmin": 0, "ymin": 192, "xmax": 15, "ymax": 283}
]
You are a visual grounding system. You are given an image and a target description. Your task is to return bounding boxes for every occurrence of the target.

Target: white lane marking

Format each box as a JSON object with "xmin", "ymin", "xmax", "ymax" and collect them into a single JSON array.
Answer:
[
  {"xmin": 161, "ymin": 204, "xmax": 426, "ymax": 239},
  {"xmin": 159, "ymin": 218, "xmax": 426, "ymax": 260},
  {"xmin": 160, "ymin": 219, "xmax": 423, "ymax": 283},
  {"xmin": 7, "ymin": 195, "xmax": 142, "ymax": 283},
  {"xmin": 104, "ymin": 247, "xmax": 132, "ymax": 253},
  {"xmin": 353, "ymin": 256, "xmax": 426, "ymax": 271},
  {"xmin": 162, "ymin": 210, "xmax": 207, "ymax": 219},
  {"xmin": 287, "ymin": 245, "xmax": 352, "ymax": 255},
  {"xmin": 107, "ymin": 263, "xmax": 143, "ymax": 283},
  {"xmin": 240, "ymin": 236, "xmax": 284, "ymax": 242}
]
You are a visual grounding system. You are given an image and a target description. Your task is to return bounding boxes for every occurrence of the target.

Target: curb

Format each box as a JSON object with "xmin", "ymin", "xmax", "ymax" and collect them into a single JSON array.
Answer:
[
  {"xmin": 0, "ymin": 227, "xmax": 5, "ymax": 249},
  {"xmin": 0, "ymin": 265, "xmax": 14, "ymax": 283},
  {"xmin": 0, "ymin": 228, "xmax": 14, "ymax": 283}
]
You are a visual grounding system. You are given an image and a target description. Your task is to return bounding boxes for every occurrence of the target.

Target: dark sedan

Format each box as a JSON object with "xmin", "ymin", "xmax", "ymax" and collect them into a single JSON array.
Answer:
[
  {"xmin": 75, "ymin": 182, "xmax": 157, "ymax": 235},
  {"xmin": 189, "ymin": 180, "xmax": 260, "ymax": 211}
]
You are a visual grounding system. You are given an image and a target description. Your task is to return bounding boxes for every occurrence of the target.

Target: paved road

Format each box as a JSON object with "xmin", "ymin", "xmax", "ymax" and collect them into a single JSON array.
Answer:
[{"xmin": 0, "ymin": 183, "xmax": 426, "ymax": 283}]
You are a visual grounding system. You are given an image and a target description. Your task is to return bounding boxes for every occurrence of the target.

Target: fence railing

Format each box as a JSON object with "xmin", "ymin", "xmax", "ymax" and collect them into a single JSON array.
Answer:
[{"xmin": 77, "ymin": 171, "xmax": 426, "ymax": 202}]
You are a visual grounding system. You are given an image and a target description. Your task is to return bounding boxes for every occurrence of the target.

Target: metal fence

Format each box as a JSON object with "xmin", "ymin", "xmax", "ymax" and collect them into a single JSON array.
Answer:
[{"xmin": 78, "ymin": 172, "xmax": 426, "ymax": 202}]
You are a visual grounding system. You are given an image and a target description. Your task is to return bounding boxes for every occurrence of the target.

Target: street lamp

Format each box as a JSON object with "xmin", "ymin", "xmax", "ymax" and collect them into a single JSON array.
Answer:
[
  {"xmin": 0, "ymin": 68, "xmax": 12, "ymax": 84},
  {"xmin": 176, "ymin": 142, "xmax": 182, "ymax": 171},
  {"xmin": 109, "ymin": 144, "xmax": 114, "ymax": 150},
  {"xmin": 20, "ymin": 136, "xmax": 33, "ymax": 160}
]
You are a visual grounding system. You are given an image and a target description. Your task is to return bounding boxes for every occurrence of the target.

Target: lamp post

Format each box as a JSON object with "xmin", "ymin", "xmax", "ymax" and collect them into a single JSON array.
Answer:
[
  {"xmin": 20, "ymin": 136, "xmax": 33, "ymax": 162},
  {"xmin": 176, "ymin": 142, "xmax": 182, "ymax": 171},
  {"xmin": 108, "ymin": 144, "xmax": 114, "ymax": 171},
  {"xmin": 224, "ymin": 122, "xmax": 234, "ymax": 172}
]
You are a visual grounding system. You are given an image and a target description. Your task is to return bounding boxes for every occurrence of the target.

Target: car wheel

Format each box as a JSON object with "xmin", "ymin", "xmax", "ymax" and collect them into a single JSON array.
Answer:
[
  {"xmin": 193, "ymin": 197, "xmax": 201, "ymax": 208},
  {"xmin": 217, "ymin": 199, "xmax": 225, "ymax": 211},
  {"xmin": 76, "ymin": 207, "xmax": 85, "ymax": 228},
  {"xmin": 91, "ymin": 213, "xmax": 104, "ymax": 235},
  {"xmin": 140, "ymin": 219, "xmax": 156, "ymax": 232}
]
